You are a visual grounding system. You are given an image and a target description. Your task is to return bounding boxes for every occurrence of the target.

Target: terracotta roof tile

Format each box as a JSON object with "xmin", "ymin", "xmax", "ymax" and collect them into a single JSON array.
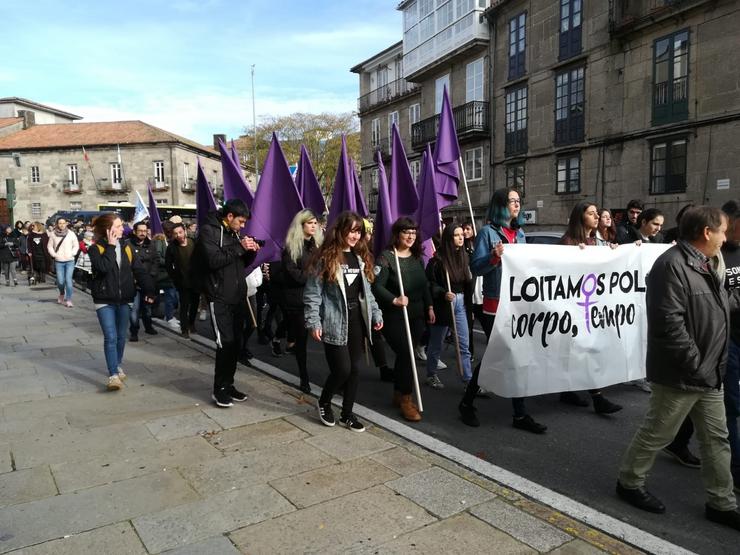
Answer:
[
  {"xmin": 0, "ymin": 120, "xmax": 219, "ymax": 157},
  {"xmin": 0, "ymin": 117, "xmax": 23, "ymax": 129}
]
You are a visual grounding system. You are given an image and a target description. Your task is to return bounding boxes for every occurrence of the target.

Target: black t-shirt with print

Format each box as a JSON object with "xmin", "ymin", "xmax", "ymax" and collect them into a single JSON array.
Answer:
[{"xmin": 342, "ymin": 252, "xmax": 361, "ymax": 307}]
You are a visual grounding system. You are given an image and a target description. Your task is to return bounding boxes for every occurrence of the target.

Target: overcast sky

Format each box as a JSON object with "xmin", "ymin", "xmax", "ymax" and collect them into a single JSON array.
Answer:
[{"xmin": 3, "ymin": 0, "xmax": 401, "ymax": 143}]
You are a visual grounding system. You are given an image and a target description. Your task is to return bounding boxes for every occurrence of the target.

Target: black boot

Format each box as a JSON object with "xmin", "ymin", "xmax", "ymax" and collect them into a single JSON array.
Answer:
[
  {"xmin": 459, "ymin": 401, "xmax": 480, "ymax": 427},
  {"xmin": 379, "ymin": 365, "xmax": 394, "ymax": 382},
  {"xmin": 593, "ymin": 394, "xmax": 623, "ymax": 414}
]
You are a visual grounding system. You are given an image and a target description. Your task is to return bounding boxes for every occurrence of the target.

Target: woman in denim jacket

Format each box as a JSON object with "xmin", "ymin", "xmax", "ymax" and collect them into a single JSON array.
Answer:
[
  {"xmin": 459, "ymin": 188, "xmax": 547, "ymax": 434},
  {"xmin": 304, "ymin": 211, "xmax": 383, "ymax": 432}
]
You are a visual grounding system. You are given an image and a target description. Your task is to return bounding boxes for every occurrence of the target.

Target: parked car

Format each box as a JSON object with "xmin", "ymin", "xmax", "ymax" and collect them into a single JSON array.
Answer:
[{"xmin": 525, "ymin": 230, "xmax": 564, "ymax": 245}]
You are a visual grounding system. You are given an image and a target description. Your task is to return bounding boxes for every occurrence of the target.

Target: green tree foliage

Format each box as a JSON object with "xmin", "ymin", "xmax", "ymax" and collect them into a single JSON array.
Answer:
[{"xmin": 238, "ymin": 112, "xmax": 359, "ymax": 196}]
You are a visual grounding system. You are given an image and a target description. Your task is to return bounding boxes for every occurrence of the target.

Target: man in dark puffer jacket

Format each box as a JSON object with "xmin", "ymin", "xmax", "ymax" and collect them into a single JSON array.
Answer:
[
  {"xmin": 617, "ymin": 206, "xmax": 740, "ymax": 531},
  {"xmin": 192, "ymin": 199, "xmax": 259, "ymax": 408}
]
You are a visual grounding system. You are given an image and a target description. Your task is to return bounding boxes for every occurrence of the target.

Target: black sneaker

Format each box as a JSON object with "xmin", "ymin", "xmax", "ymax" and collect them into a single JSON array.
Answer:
[
  {"xmin": 228, "ymin": 386, "xmax": 248, "ymax": 402},
  {"xmin": 144, "ymin": 327, "xmax": 158, "ymax": 335},
  {"xmin": 592, "ymin": 394, "xmax": 623, "ymax": 415},
  {"xmin": 339, "ymin": 414, "xmax": 365, "ymax": 432},
  {"xmin": 560, "ymin": 391, "xmax": 589, "ymax": 407},
  {"xmin": 662, "ymin": 445, "xmax": 701, "ymax": 468},
  {"xmin": 129, "ymin": 334, "xmax": 139, "ymax": 342},
  {"xmin": 271, "ymin": 340, "xmax": 283, "ymax": 357},
  {"xmin": 459, "ymin": 401, "xmax": 480, "ymax": 427},
  {"xmin": 182, "ymin": 329, "xmax": 190, "ymax": 339},
  {"xmin": 317, "ymin": 401, "xmax": 335, "ymax": 427},
  {"xmin": 512, "ymin": 415, "xmax": 547, "ymax": 434},
  {"xmin": 212, "ymin": 388, "xmax": 234, "ymax": 408}
]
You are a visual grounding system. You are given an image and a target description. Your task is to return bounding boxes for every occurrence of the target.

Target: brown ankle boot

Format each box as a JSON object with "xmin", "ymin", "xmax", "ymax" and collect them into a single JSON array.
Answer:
[
  {"xmin": 399, "ymin": 394, "xmax": 422, "ymax": 422},
  {"xmin": 392, "ymin": 390, "xmax": 402, "ymax": 407}
]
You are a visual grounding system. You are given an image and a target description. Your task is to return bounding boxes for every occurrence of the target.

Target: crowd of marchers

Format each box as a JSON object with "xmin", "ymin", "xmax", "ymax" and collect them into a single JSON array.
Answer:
[{"xmin": 6, "ymin": 192, "xmax": 740, "ymax": 532}]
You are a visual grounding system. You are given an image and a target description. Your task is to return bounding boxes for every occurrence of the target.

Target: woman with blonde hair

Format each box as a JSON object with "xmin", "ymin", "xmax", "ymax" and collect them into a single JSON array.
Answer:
[
  {"xmin": 305, "ymin": 211, "xmax": 383, "ymax": 431},
  {"xmin": 281, "ymin": 209, "xmax": 324, "ymax": 393}
]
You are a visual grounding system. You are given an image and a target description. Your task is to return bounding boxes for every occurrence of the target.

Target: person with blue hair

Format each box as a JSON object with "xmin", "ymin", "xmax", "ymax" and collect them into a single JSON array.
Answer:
[{"xmin": 458, "ymin": 188, "xmax": 546, "ymax": 434}]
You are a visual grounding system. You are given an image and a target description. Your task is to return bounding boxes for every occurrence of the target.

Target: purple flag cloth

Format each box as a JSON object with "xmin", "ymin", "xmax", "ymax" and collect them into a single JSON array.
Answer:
[
  {"xmin": 230, "ymin": 140, "xmax": 241, "ymax": 166},
  {"xmin": 433, "ymin": 86, "xmax": 460, "ymax": 208},
  {"xmin": 415, "ymin": 145, "xmax": 442, "ymax": 247},
  {"xmin": 245, "ymin": 133, "xmax": 304, "ymax": 270},
  {"xmin": 147, "ymin": 183, "xmax": 164, "ymax": 236},
  {"xmin": 296, "ymin": 145, "xmax": 327, "ymax": 215},
  {"xmin": 350, "ymin": 157, "xmax": 368, "ymax": 218},
  {"xmin": 196, "ymin": 159, "xmax": 217, "ymax": 230},
  {"xmin": 373, "ymin": 150, "xmax": 392, "ymax": 256},
  {"xmin": 219, "ymin": 139, "xmax": 253, "ymax": 210},
  {"xmin": 327, "ymin": 135, "xmax": 356, "ymax": 226},
  {"xmin": 389, "ymin": 123, "xmax": 419, "ymax": 218}
]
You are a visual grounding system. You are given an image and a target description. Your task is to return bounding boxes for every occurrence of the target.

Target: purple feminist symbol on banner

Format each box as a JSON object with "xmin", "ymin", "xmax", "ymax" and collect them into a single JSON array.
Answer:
[{"xmin": 576, "ymin": 274, "xmax": 598, "ymax": 333}]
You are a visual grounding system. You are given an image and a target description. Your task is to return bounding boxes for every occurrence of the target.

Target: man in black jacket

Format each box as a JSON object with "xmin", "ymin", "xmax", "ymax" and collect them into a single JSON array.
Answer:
[
  {"xmin": 193, "ymin": 199, "xmax": 259, "ymax": 408},
  {"xmin": 165, "ymin": 223, "xmax": 199, "ymax": 338},
  {"xmin": 616, "ymin": 206, "xmax": 740, "ymax": 530},
  {"xmin": 616, "ymin": 199, "xmax": 643, "ymax": 244},
  {"xmin": 127, "ymin": 222, "xmax": 158, "ymax": 341}
]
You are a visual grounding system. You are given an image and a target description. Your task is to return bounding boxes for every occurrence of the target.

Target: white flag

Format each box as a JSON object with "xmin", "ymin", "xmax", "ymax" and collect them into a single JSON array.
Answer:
[{"xmin": 133, "ymin": 190, "xmax": 149, "ymax": 224}]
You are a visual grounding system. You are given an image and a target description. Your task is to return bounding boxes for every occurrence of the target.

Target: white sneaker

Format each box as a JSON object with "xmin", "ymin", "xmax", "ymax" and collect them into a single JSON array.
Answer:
[
  {"xmin": 107, "ymin": 375, "xmax": 123, "ymax": 391},
  {"xmin": 629, "ymin": 378, "xmax": 652, "ymax": 393},
  {"xmin": 436, "ymin": 360, "xmax": 447, "ymax": 370},
  {"xmin": 117, "ymin": 367, "xmax": 127, "ymax": 380},
  {"xmin": 414, "ymin": 346, "xmax": 427, "ymax": 361},
  {"xmin": 199, "ymin": 309, "xmax": 207, "ymax": 321},
  {"xmin": 167, "ymin": 318, "xmax": 181, "ymax": 330}
]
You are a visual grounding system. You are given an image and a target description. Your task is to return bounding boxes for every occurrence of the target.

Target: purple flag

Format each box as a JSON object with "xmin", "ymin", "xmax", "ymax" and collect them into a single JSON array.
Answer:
[
  {"xmin": 196, "ymin": 158, "xmax": 217, "ymax": 229},
  {"xmin": 219, "ymin": 139, "xmax": 253, "ymax": 210},
  {"xmin": 296, "ymin": 145, "xmax": 327, "ymax": 215},
  {"xmin": 245, "ymin": 133, "xmax": 304, "ymax": 270},
  {"xmin": 415, "ymin": 145, "xmax": 442, "ymax": 247},
  {"xmin": 389, "ymin": 123, "xmax": 419, "ymax": 218},
  {"xmin": 230, "ymin": 140, "xmax": 241, "ymax": 166},
  {"xmin": 433, "ymin": 86, "xmax": 460, "ymax": 208},
  {"xmin": 147, "ymin": 182, "xmax": 164, "ymax": 236},
  {"xmin": 373, "ymin": 151, "xmax": 393, "ymax": 256},
  {"xmin": 350, "ymin": 157, "xmax": 368, "ymax": 218},
  {"xmin": 327, "ymin": 135, "xmax": 356, "ymax": 226}
]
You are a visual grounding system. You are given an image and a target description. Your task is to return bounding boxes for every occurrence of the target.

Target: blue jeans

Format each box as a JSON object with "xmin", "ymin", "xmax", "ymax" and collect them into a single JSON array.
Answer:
[
  {"xmin": 162, "ymin": 287, "xmax": 178, "ymax": 321},
  {"xmin": 426, "ymin": 293, "xmax": 472, "ymax": 381},
  {"xmin": 726, "ymin": 339, "xmax": 740, "ymax": 476},
  {"xmin": 96, "ymin": 304, "xmax": 131, "ymax": 376},
  {"xmin": 55, "ymin": 260, "xmax": 75, "ymax": 301}
]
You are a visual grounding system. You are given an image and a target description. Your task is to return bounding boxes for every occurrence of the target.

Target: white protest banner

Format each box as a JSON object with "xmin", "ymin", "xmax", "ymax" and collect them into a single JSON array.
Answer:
[{"xmin": 478, "ymin": 243, "xmax": 671, "ymax": 398}]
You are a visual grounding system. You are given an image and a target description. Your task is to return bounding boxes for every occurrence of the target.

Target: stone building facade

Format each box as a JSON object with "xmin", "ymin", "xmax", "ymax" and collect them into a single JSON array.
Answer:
[
  {"xmin": 0, "ymin": 118, "xmax": 230, "ymax": 224},
  {"xmin": 485, "ymin": 0, "xmax": 740, "ymax": 227}
]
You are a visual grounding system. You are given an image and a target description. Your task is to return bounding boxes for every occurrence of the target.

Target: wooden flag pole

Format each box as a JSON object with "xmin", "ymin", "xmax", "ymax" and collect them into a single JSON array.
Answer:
[
  {"xmin": 393, "ymin": 248, "xmax": 423, "ymax": 412},
  {"xmin": 245, "ymin": 294, "xmax": 258, "ymax": 329},
  {"xmin": 458, "ymin": 157, "xmax": 477, "ymax": 234}
]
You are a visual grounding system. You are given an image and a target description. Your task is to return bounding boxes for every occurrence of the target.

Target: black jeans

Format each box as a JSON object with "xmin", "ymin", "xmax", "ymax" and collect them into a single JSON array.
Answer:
[
  {"xmin": 383, "ymin": 314, "xmax": 425, "ymax": 395},
  {"xmin": 178, "ymin": 288, "xmax": 200, "ymax": 332},
  {"xmin": 319, "ymin": 306, "xmax": 365, "ymax": 417},
  {"xmin": 285, "ymin": 306, "xmax": 309, "ymax": 381},
  {"xmin": 462, "ymin": 312, "xmax": 527, "ymax": 418},
  {"xmin": 209, "ymin": 300, "xmax": 247, "ymax": 392}
]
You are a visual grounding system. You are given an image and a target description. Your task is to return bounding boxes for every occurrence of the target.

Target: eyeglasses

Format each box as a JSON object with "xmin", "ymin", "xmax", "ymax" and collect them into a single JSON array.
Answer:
[
  {"xmin": 507, "ymin": 199, "xmax": 521, "ymax": 205},
  {"xmin": 400, "ymin": 229, "xmax": 417, "ymax": 236}
]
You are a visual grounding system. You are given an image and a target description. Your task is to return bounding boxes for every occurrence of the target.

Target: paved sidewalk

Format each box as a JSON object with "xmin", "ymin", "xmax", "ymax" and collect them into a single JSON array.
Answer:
[{"xmin": 0, "ymin": 282, "xmax": 643, "ymax": 554}]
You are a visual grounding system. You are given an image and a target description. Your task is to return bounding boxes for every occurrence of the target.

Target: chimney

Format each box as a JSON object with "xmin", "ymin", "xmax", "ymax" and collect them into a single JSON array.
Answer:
[
  {"xmin": 213, "ymin": 134, "xmax": 226, "ymax": 149},
  {"xmin": 18, "ymin": 110, "xmax": 35, "ymax": 129}
]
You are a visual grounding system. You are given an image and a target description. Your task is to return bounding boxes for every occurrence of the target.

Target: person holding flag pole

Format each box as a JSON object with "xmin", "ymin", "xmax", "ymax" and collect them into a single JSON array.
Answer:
[{"xmin": 373, "ymin": 216, "xmax": 434, "ymax": 421}]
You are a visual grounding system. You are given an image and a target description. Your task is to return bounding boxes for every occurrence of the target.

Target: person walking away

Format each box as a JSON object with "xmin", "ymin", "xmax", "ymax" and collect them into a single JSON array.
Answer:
[
  {"xmin": 373, "ymin": 217, "xmax": 434, "ymax": 422},
  {"xmin": 166, "ymin": 223, "xmax": 199, "ymax": 339},
  {"xmin": 28, "ymin": 222, "xmax": 48, "ymax": 284},
  {"xmin": 557, "ymin": 202, "xmax": 623, "ymax": 414},
  {"xmin": 425, "ymin": 224, "xmax": 473, "ymax": 389},
  {"xmin": 192, "ymin": 199, "xmax": 259, "ymax": 408},
  {"xmin": 282, "ymin": 209, "xmax": 323, "ymax": 394},
  {"xmin": 127, "ymin": 221, "xmax": 158, "ymax": 341},
  {"xmin": 459, "ymin": 188, "xmax": 546, "ymax": 433},
  {"xmin": 17, "ymin": 224, "xmax": 29, "ymax": 275},
  {"xmin": 89, "ymin": 214, "xmax": 155, "ymax": 391},
  {"xmin": 47, "ymin": 217, "xmax": 79, "ymax": 307},
  {"xmin": 0, "ymin": 226, "xmax": 19, "ymax": 286},
  {"xmin": 616, "ymin": 206, "xmax": 740, "ymax": 530},
  {"xmin": 74, "ymin": 231, "xmax": 95, "ymax": 291},
  {"xmin": 305, "ymin": 211, "xmax": 383, "ymax": 431}
]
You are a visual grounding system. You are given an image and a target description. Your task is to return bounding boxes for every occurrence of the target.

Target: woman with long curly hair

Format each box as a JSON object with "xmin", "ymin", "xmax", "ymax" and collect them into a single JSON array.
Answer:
[
  {"xmin": 373, "ymin": 216, "xmax": 435, "ymax": 422},
  {"xmin": 304, "ymin": 211, "xmax": 383, "ymax": 432},
  {"xmin": 425, "ymin": 223, "xmax": 474, "ymax": 388},
  {"xmin": 282, "ymin": 209, "xmax": 324, "ymax": 393}
]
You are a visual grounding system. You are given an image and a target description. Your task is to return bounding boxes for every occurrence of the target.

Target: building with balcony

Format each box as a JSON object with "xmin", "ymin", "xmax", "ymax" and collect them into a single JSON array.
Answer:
[
  {"xmin": 0, "ymin": 113, "xmax": 234, "ymax": 224},
  {"xmin": 484, "ymin": 0, "xmax": 740, "ymax": 227}
]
